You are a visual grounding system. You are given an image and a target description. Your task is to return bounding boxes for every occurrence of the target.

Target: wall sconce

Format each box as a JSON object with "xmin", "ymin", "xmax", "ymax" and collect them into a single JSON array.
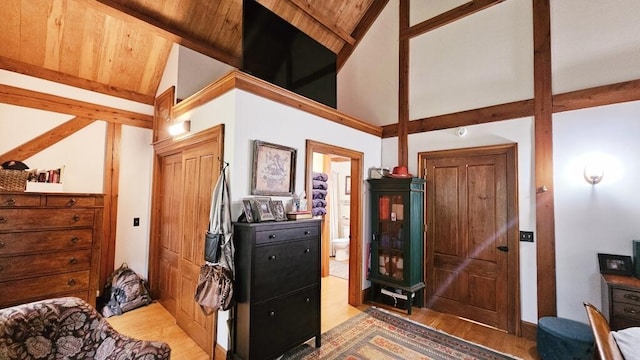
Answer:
[
  {"xmin": 583, "ymin": 164, "xmax": 604, "ymax": 185},
  {"xmin": 168, "ymin": 120, "xmax": 190, "ymax": 137}
]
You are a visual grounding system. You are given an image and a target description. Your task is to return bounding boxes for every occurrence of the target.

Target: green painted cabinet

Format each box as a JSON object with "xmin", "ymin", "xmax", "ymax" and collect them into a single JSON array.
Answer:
[{"xmin": 368, "ymin": 177, "xmax": 425, "ymax": 314}]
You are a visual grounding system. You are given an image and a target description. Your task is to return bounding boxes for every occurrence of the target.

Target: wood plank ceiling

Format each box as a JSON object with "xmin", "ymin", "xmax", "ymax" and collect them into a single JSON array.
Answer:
[{"xmin": 0, "ymin": 0, "xmax": 385, "ymax": 106}]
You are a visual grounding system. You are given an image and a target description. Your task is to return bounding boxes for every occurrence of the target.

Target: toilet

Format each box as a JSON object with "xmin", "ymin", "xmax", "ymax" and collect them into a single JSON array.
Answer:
[{"xmin": 332, "ymin": 224, "xmax": 350, "ymax": 262}]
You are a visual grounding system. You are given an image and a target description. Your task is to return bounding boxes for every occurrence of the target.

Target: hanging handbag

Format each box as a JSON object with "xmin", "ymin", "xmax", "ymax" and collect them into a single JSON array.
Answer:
[{"xmin": 194, "ymin": 263, "xmax": 234, "ymax": 313}]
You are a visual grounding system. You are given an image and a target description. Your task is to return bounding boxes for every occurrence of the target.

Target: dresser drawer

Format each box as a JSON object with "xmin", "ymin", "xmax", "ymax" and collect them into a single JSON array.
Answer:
[
  {"xmin": 0, "ymin": 249, "xmax": 91, "ymax": 281},
  {"xmin": 0, "ymin": 229, "xmax": 93, "ymax": 255},
  {"xmin": 0, "ymin": 208, "xmax": 95, "ymax": 230},
  {"xmin": 46, "ymin": 195, "xmax": 97, "ymax": 208},
  {"xmin": 613, "ymin": 288, "xmax": 640, "ymax": 305},
  {"xmin": 255, "ymin": 224, "xmax": 319, "ymax": 245},
  {"xmin": 613, "ymin": 302, "xmax": 640, "ymax": 321},
  {"xmin": 0, "ymin": 270, "xmax": 90, "ymax": 307},
  {"xmin": 253, "ymin": 238, "xmax": 319, "ymax": 302},
  {"xmin": 0, "ymin": 194, "xmax": 41, "ymax": 207},
  {"xmin": 250, "ymin": 286, "xmax": 320, "ymax": 360}
]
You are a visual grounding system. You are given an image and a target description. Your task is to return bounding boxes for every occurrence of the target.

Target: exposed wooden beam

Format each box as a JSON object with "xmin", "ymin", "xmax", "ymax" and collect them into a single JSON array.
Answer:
[
  {"xmin": 0, "ymin": 56, "xmax": 154, "ymax": 105},
  {"xmin": 397, "ymin": 0, "xmax": 409, "ymax": 167},
  {"xmin": 100, "ymin": 122, "xmax": 120, "ymax": 292},
  {"xmin": 0, "ymin": 117, "xmax": 96, "ymax": 165},
  {"xmin": 533, "ymin": 0, "xmax": 557, "ymax": 319},
  {"xmin": 381, "ymin": 99, "xmax": 535, "ymax": 138},
  {"xmin": 0, "ymin": 84, "xmax": 153, "ymax": 128},
  {"xmin": 82, "ymin": 0, "xmax": 241, "ymax": 68},
  {"xmin": 401, "ymin": 0, "xmax": 505, "ymax": 40},
  {"xmin": 553, "ymin": 79, "xmax": 640, "ymax": 113},
  {"xmin": 337, "ymin": 0, "xmax": 389, "ymax": 71},
  {"xmin": 289, "ymin": 0, "xmax": 356, "ymax": 45}
]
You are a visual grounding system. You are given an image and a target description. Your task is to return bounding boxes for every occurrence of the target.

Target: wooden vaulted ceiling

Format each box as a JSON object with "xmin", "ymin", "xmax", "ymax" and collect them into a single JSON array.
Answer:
[{"xmin": 1, "ymin": 0, "xmax": 387, "ymax": 106}]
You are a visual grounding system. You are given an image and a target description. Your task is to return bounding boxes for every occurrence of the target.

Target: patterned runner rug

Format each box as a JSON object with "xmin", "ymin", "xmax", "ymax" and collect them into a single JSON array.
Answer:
[{"xmin": 283, "ymin": 307, "xmax": 520, "ymax": 360}]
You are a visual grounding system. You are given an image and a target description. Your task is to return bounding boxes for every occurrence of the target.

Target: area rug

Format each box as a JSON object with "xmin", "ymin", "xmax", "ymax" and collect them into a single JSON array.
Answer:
[{"xmin": 283, "ymin": 307, "xmax": 520, "ymax": 360}]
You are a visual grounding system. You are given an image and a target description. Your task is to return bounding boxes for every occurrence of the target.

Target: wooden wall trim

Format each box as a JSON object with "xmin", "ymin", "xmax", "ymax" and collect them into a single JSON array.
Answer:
[
  {"xmin": 173, "ymin": 71, "xmax": 383, "ymax": 137},
  {"xmin": 520, "ymin": 321, "xmax": 537, "ymax": 341},
  {"xmin": 0, "ymin": 56, "xmax": 154, "ymax": 105},
  {"xmin": 533, "ymin": 0, "xmax": 557, "ymax": 318},
  {"xmin": 397, "ymin": 0, "xmax": 409, "ymax": 166},
  {"xmin": 100, "ymin": 122, "xmax": 120, "ymax": 291},
  {"xmin": 553, "ymin": 78, "xmax": 640, "ymax": 113},
  {"xmin": 0, "ymin": 117, "xmax": 96, "ymax": 165},
  {"xmin": 0, "ymin": 84, "xmax": 153, "ymax": 128},
  {"xmin": 337, "ymin": 0, "xmax": 389, "ymax": 71},
  {"xmin": 401, "ymin": 0, "xmax": 505, "ymax": 40}
]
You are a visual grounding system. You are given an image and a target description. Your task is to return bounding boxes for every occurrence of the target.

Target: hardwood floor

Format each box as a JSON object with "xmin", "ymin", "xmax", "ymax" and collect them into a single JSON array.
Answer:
[{"xmin": 107, "ymin": 275, "xmax": 539, "ymax": 359}]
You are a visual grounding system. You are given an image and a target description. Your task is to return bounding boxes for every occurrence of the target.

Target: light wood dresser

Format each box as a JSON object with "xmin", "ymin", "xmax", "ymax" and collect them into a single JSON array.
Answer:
[{"xmin": 0, "ymin": 192, "xmax": 104, "ymax": 309}]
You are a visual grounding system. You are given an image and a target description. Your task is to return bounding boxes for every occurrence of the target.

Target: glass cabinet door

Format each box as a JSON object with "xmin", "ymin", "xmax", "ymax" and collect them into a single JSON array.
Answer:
[{"xmin": 376, "ymin": 194, "xmax": 404, "ymax": 280}]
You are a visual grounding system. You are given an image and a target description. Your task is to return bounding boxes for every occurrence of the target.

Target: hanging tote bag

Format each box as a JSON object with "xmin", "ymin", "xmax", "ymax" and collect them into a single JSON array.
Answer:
[
  {"xmin": 194, "ymin": 263, "xmax": 234, "ymax": 313},
  {"xmin": 204, "ymin": 166, "xmax": 227, "ymax": 264}
]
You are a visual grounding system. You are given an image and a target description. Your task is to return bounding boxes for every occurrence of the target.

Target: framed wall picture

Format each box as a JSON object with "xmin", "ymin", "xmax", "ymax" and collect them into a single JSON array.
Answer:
[
  {"xmin": 242, "ymin": 199, "xmax": 255, "ymax": 223},
  {"xmin": 598, "ymin": 253, "xmax": 634, "ymax": 276},
  {"xmin": 253, "ymin": 197, "xmax": 275, "ymax": 222},
  {"xmin": 633, "ymin": 240, "xmax": 640, "ymax": 278},
  {"xmin": 270, "ymin": 200, "xmax": 286, "ymax": 221},
  {"xmin": 251, "ymin": 140, "xmax": 297, "ymax": 196}
]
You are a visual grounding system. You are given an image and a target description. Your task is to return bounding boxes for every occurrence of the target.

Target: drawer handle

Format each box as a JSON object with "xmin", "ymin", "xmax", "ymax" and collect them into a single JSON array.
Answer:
[
  {"xmin": 72, "ymin": 215, "xmax": 80, "ymax": 222},
  {"xmin": 268, "ymin": 255, "xmax": 277, "ymax": 260},
  {"xmin": 624, "ymin": 307, "xmax": 640, "ymax": 315},
  {"xmin": 67, "ymin": 279, "xmax": 76, "ymax": 286},
  {"xmin": 0, "ymin": 241, "xmax": 4, "ymax": 248},
  {"xmin": 305, "ymin": 297, "xmax": 310, "ymax": 303},
  {"xmin": 70, "ymin": 237, "xmax": 79, "ymax": 244},
  {"xmin": 624, "ymin": 294, "xmax": 640, "ymax": 302},
  {"xmin": 304, "ymin": 248, "xmax": 310, "ymax": 253},
  {"xmin": 67, "ymin": 198, "xmax": 77, "ymax": 207},
  {"xmin": 304, "ymin": 231, "xmax": 310, "ymax": 235},
  {"xmin": 268, "ymin": 234, "xmax": 277, "ymax": 239},
  {"xmin": 269, "ymin": 311, "xmax": 276, "ymax": 317},
  {"xmin": 6, "ymin": 198, "xmax": 16, "ymax": 206},
  {"xmin": 0, "ymin": 265, "xmax": 3, "ymax": 272},
  {"xmin": 0, "ymin": 217, "xmax": 7, "ymax": 223},
  {"xmin": 69, "ymin": 257, "xmax": 78, "ymax": 265}
]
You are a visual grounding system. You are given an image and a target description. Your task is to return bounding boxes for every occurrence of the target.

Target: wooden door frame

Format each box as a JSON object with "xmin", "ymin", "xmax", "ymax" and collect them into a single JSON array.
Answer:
[
  {"xmin": 148, "ymin": 125, "xmax": 225, "ymax": 298},
  {"xmin": 305, "ymin": 140, "xmax": 364, "ymax": 307},
  {"xmin": 418, "ymin": 144, "xmax": 520, "ymax": 335}
]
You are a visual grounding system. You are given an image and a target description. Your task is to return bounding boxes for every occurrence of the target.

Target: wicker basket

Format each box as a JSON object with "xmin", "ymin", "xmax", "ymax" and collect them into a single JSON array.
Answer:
[{"xmin": 0, "ymin": 169, "xmax": 29, "ymax": 192}]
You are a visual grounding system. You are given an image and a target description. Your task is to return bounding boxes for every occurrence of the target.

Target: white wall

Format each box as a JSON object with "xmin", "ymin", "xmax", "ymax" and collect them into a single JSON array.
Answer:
[
  {"xmin": 554, "ymin": 101, "xmax": 640, "ymax": 322},
  {"xmin": 409, "ymin": 0, "xmax": 533, "ymax": 119},
  {"xmin": 114, "ymin": 125, "xmax": 154, "ymax": 277},
  {"xmin": 176, "ymin": 46, "xmax": 235, "ymax": 101}
]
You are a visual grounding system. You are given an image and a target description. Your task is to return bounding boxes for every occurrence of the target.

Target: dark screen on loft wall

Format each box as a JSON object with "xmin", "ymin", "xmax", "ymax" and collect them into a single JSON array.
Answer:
[{"xmin": 242, "ymin": 0, "xmax": 337, "ymax": 108}]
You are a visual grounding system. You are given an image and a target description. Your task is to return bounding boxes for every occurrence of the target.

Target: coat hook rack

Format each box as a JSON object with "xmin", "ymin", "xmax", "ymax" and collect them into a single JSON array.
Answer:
[{"xmin": 218, "ymin": 157, "xmax": 229, "ymax": 171}]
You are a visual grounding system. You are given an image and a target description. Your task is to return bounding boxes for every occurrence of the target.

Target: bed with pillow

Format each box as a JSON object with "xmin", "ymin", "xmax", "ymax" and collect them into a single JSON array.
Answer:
[{"xmin": 584, "ymin": 302, "xmax": 640, "ymax": 360}]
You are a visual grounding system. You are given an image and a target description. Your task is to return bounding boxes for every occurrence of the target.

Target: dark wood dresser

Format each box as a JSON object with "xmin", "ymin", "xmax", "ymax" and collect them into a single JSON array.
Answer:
[
  {"xmin": 232, "ymin": 219, "xmax": 321, "ymax": 360},
  {"xmin": 601, "ymin": 274, "xmax": 640, "ymax": 330},
  {"xmin": 0, "ymin": 192, "xmax": 104, "ymax": 309}
]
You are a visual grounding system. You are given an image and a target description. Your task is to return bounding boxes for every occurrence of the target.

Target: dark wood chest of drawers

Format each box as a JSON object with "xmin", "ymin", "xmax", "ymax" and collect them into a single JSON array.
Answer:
[
  {"xmin": 601, "ymin": 274, "xmax": 640, "ymax": 330},
  {"xmin": 232, "ymin": 219, "xmax": 321, "ymax": 360},
  {"xmin": 0, "ymin": 192, "xmax": 103, "ymax": 309}
]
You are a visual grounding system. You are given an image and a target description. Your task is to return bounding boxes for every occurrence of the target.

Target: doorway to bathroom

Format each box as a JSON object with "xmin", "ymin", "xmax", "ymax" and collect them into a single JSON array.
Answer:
[{"xmin": 305, "ymin": 140, "xmax": 364, "ymax": 307}]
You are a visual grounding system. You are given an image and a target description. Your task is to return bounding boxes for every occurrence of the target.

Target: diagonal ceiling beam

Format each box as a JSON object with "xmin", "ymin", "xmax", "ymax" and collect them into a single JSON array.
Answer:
[
  {"xmin": 289, "ymin": 0, "xmax": 356, "ymax": 45},
  {"xmin": 337, "ymin": 0, "xmax": 389, "ymax": 71},
  {"xmin": 80, "ymin": 0, "xmax": 241, "ymax": 68},
  {"xmin": 0, "ymin": 84, "xmax": 152, "ymax": 128},
  {"xmin": 401, "ymin": 0, "xmax": 505, "ymax": 40},
  {"xmin": 0, "ymin": 117, "xmax": 96, "ymax": 164}
]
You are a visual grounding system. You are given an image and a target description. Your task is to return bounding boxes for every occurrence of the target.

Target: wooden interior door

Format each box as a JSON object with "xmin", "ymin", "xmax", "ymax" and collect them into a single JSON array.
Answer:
[
  {"xmin": 157, "ymin": 153, "xmax": 183, "ymax": 315},
  {"xmin": 151, "ymin": 127, "xmax": 224, "ymax": 357},
  {"xmin": 422, "ymin": 145, "xmax": 518, "ymax": 333},
  {"xmin": 175, "ymin": 145, "xmax": 218, "ymax": 355}
]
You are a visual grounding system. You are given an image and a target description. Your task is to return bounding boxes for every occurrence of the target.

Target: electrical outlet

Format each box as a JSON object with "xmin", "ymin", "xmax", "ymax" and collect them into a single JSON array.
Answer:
[
  {"xmin": 133, "ymin": 217, "xmax": 140, "ymax": 227},
  {"xmin": 520, "ymin": 231, "xmax": 534, "ymax": 242}
]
